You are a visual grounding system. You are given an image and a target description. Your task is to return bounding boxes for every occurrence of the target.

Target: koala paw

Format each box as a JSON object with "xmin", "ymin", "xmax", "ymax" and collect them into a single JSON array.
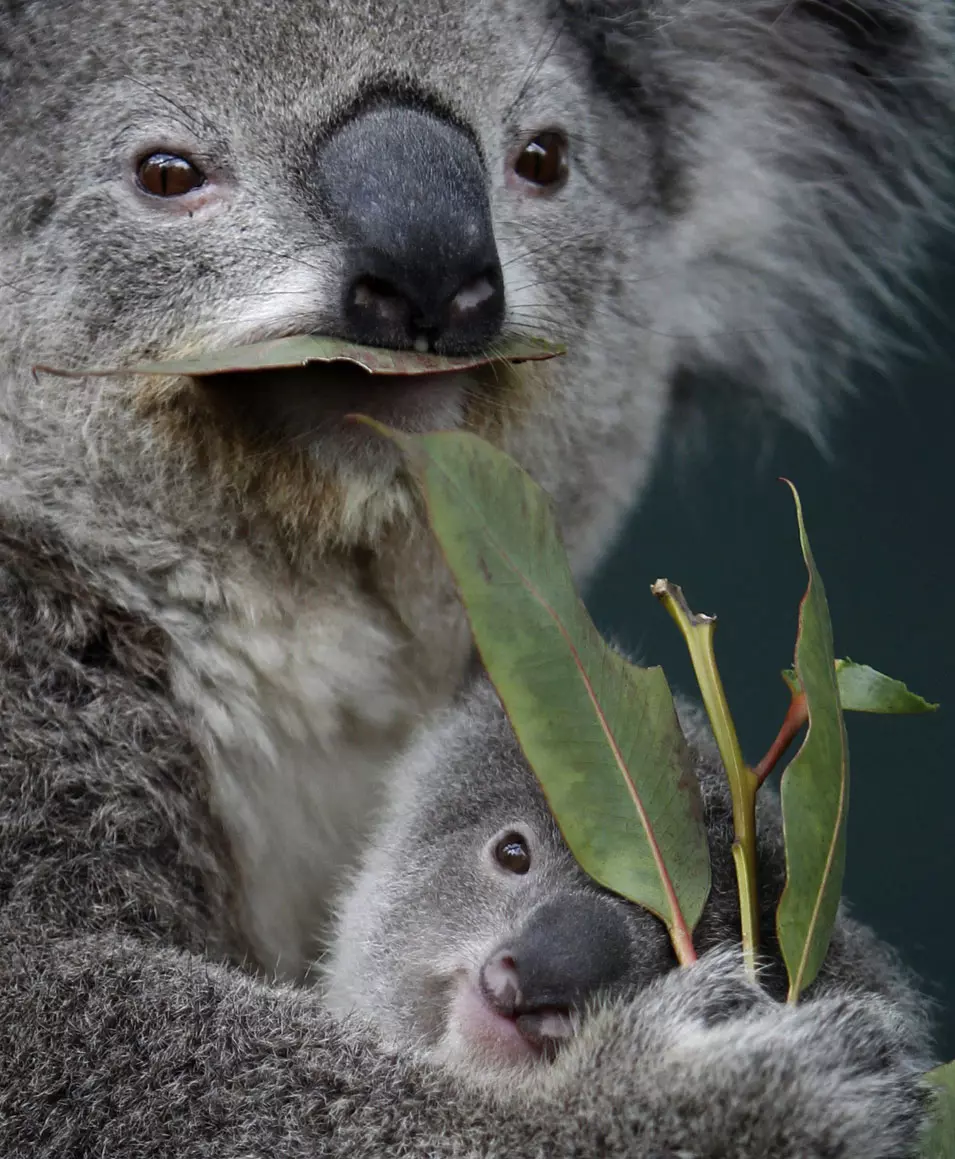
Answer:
[{"xmin": 545, "ymin": 948, "xmax": 929, "ymax": 1159}]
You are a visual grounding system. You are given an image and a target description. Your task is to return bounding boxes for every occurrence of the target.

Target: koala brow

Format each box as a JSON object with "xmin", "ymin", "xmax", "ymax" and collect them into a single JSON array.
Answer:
[{"xmin": 316, "ymin": 75, "xmax": 488, "ymax": 170}]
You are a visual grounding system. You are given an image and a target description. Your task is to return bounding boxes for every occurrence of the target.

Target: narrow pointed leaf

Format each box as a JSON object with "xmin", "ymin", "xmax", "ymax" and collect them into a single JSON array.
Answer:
[
  {"xmin": 922, "ymin": 1062, "xmax": 955, "ymax": 1159},
  {"xmin": 33, "ymin": 333, "xmax": 566, "ymax": 380},
  {"xmin": 371, "ymin": 424, "xmax": 711, "ymax": 962},
  {"xmin": 782, "ymin": 660, "xmax": 938, "ymax": 714},
  {"xmin": 776, "ymin": 481, "xmax": 850, "ymax": 1002}
]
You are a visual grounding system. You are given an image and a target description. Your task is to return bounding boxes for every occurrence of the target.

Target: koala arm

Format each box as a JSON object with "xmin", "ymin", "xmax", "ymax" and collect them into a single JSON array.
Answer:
[
  {"xmin": 537, "ymin": 950, "xmax": 931, "ymax": 1159},
  {"xmin": 1, "ymin": 937, "xmax": 930, "ymax": 1158},
  {"xmin": 2, "ymin": 931, "xmax": 537, "ymax": 1157}
]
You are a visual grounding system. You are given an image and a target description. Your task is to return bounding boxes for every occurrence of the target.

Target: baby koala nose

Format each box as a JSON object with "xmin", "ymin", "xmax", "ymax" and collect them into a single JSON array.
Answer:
[
  {"xmin": 317, "ymin": 104, "xmax": 505, "ymax": 355},
  {"xmin": 479, "ymin": 894, "xmax": 634, "ymax": 1048},
  {"xmin": 481, "ymin": 951, "xmax": 522, "ymax": 1015}
]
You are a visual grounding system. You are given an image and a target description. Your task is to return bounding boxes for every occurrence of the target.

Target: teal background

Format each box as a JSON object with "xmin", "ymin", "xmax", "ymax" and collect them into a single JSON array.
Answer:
[{"xmin": 587, "ymin": 259, "xmax": 955, "ymax": 1059}]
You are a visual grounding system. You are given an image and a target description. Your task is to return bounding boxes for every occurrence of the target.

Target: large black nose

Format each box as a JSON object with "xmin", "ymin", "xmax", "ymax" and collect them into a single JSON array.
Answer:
[
  {"xmin": 479, "ymin": 895, "xmax": 633, "ymax": 1024},
  {"xmin": 316, "ymin": 106, "xmax": 505, "ymax": 355}
]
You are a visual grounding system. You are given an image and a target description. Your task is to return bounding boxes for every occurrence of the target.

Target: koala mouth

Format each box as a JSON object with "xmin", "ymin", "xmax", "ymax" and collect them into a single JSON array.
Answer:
[
  {"xmin": 513, "ymin": 1008, "xmax": 578, "ymax": 1058},
  {"xmin": 36, "ymin": 331, "xmax": 563, "ymax": 452},
  {"xmin": 447, "ymin": 978, "xmax": 577, "ymax": 1067},
  {"xmin": 197, "ymin": 363, "xmax": 476, "ymax": 448},
  {"xmin": 170, "ymin": 331, "xmax": 563, "ymax": 449}
]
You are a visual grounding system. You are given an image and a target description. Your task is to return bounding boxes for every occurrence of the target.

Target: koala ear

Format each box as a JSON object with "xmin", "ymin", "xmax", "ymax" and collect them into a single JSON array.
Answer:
[
  {"xmin": 560, "ymin": 0, "xmax": 935, "ymax": 76},
  {"xmin": 555, "ymin": 1, "xmax": 650, "ymax": 92},
  {"xmin": 792, "ymin": 0, "xmax": 924, "ymax": 66}
]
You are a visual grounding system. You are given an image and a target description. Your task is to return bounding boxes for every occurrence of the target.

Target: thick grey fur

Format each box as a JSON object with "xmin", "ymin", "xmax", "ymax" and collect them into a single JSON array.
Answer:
[{"xmin": 0, "ymin": 0, "xmax": 952, "ymax": 1154}]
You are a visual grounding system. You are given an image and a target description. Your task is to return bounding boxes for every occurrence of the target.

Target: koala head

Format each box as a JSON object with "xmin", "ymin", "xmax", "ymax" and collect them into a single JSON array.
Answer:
[
  {"xmin": 323, "ymin": 680, "xmax": 680, "ymax": 1070},
  {"xmin": 0, "ymin": 1, "xmax": 950, "ymax": 578}
]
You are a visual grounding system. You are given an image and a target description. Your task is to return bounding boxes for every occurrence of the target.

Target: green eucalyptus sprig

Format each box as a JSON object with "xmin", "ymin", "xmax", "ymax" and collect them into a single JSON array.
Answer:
[{"xmin": 655, "ymin": 483, "xmax": 936, "ymax": 998}]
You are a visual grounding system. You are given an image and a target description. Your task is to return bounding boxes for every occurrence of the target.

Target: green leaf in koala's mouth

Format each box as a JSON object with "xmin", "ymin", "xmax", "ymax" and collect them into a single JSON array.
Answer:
[{"xmin": 32, "ymin": 333, "xmax": 566, "ymax": 380}]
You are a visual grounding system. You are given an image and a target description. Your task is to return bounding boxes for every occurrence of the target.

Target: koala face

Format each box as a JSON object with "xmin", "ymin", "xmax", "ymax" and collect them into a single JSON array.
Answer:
[
  {"xmin": 0, "ymin": 0, "xmax": 672, "ymax": 566},
  {"xmin": 5, "ymin": 1, "xmax": 606, "ymax": 364},
  {"xmin": 323, "ymin": 684, "xmax": 675, "ymax": 1070},
  {"xmin": 2, "ymin": 1, "xmax": 946, "ymax": 572}
]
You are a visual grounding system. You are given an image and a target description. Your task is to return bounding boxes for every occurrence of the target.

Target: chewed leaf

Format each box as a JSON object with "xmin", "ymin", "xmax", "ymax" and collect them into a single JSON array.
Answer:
[
  {"xmin": 783, "ymin": 660, "xmax": 938, "ymax": 714},
  {"xmin": 922, "ymin": 1061, "xmax": 955, "ymax": 1159},
  {"xmin": 368, "ymin": 422, "xmax": 711, "ymax": 965},
  {"xmin": 776, "ymin": 481, "xmax": 849, "ymax": 1003},
  {"xmin": 33, "ymin": 333, "xmax": 566, "ymax": 380},
  {"xmin": 653, "ymin": 579, "xmax": 761, "ymax": 978}
]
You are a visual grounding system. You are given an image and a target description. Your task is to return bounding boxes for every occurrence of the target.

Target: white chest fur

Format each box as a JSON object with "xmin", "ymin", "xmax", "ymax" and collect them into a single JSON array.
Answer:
[{"xmin": 166, "ymin": 570, "xmax": 443, "ymax": 978}]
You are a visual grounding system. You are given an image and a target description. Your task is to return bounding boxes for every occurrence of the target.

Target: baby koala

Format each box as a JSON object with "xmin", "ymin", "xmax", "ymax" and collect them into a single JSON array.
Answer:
[{"xmin": 323, "ymin": 679, "xmax": 923, "ymax": 1073}]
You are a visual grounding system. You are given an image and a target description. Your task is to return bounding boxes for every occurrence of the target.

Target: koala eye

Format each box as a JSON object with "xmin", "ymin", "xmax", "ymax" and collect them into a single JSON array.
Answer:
[
  {"xmin": 512, "ymin": 132, "xmax": 568, "ymax": 191},
  {"xmin": 493, "ymin": 832, "xmax": 532, "ymax": 875},
  {"xmin": 137, "ymin": 152, "xmax": 206, "ymax": 198}
]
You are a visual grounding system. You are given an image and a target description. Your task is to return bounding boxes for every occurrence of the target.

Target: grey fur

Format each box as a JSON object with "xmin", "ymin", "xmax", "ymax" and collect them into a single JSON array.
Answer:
[{"xmin": 0, "ymin": 0, "xmax": 951, "ymax": 1153}]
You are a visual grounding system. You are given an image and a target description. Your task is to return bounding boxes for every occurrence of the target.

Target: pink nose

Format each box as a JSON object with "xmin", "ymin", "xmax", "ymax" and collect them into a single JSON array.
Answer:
[{"xmin": 480, "ymin": 952, "xmax": 521, "ymax": 1016}]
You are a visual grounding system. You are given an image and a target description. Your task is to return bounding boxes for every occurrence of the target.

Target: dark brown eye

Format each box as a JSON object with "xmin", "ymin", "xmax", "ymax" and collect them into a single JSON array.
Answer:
[
  {"xmin": 137, "ymin": 152, "xmax": 205, "ymax": 197},
  {"xmin": 494, "ymin": 832, "xmax": 531, "ymax": 875},
  {"xmin": 513, "ymin": 132, "xmax": 568, "ymax": 190}
]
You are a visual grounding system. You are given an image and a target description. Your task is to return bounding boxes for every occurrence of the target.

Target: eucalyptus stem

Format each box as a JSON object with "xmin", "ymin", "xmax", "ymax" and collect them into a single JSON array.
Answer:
[
  {"xmin": 754, "ymin": 692, "xmax": 807, "ymax": 787},
  {"xmin": 652, "ymin": 579, "xmax": 760, "ymax": 979}
]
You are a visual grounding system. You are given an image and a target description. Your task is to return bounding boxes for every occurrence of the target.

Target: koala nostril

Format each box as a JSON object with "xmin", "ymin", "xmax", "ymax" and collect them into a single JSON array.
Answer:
[
  {"xmin": 480, "ymin": 951, "xmax": 521, "ymax": 1016},
  {"xmin": 345, "ymin": 260, "xmax": 504, "ymax": 355},
  {"xmin": 449, "ymin": 268, "xmax": 500, "ymax": 322},
  {"xmin": 349, "ymin": 275, "xmax": 411, "ymax": 330}
]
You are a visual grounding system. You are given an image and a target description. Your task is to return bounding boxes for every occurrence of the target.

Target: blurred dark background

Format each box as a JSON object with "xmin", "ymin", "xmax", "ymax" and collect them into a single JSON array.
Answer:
[{"xmin": 587, "ymin": 256, "xmax": 955, "ymax": 1059}]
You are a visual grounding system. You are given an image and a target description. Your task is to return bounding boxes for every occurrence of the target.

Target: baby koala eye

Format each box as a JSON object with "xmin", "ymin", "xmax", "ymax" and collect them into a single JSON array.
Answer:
[
  {"xmin": 493, "ymin": 831, "xmax": 532, "ymax": 875},
  {"xmin": 137, "ymin": 152, "xmax": 206, "ymax": 198},
  {"xmin": 512, "ymin": 131, "xmax": 568, "ymax": 191}
]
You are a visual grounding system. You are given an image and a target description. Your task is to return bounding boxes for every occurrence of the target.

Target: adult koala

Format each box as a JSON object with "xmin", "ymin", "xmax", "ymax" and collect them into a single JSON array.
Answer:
[{"xmin": 0, "ymin": 0, "xmax": 951, "ymax": 1154}]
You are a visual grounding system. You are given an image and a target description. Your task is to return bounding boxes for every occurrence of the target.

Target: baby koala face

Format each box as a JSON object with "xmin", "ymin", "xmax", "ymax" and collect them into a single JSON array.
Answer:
[
  {"xmin": 436, "ymin": 828, "xmax": 667, "ymax": 1068},
  {"xmin": 322, "ymin": 684, "xmax": 676, "ymax": 1071}
]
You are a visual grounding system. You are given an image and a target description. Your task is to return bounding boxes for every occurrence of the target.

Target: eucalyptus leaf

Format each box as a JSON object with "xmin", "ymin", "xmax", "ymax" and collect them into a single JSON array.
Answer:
[
  {"xmin": 34, "ymin": 333, "xmax": 566, "ymax": 380},
  {"xmin": 922, "ymin": 1061, "xmax": 955, "ymax": 1159},
  {"xmin": 776, "ymin": 481, "xmax": 849, "ymax": 1002},
  {"xmin": 370, "ymin": 424, "xmax": 711, "ymax": 963},
  {"xmin": 782, "ymin": 660, "xmax": 938, "ymax": 714}
]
